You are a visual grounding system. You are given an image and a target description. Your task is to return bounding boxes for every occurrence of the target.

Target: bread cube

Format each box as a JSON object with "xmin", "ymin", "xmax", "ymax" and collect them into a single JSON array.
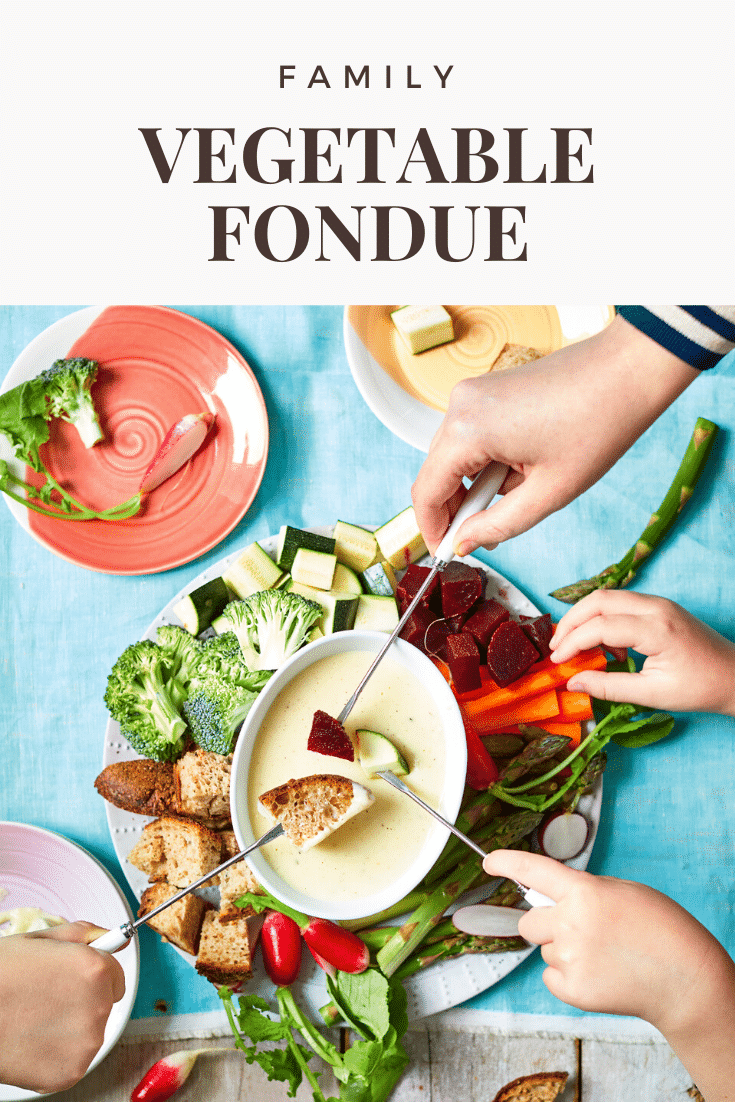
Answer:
[
  {"xmin": 138, "ymin": 881, "xmax": 208, "ymax": 956},
  {"xmin": 196, "ymin": 911, "xmax": 253, "ymax": 985}
]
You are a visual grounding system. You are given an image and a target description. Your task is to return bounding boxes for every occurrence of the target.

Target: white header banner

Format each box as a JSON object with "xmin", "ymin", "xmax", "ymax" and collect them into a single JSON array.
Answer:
[{"xmin": 1, "ymin": 0, "xmax": 732, "ymax": 302}]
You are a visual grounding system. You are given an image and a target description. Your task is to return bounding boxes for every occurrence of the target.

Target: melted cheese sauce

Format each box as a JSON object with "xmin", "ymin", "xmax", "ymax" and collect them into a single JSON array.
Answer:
[
  {"xmin": 0, "ymin": 906, "xmax": 64, "ymax": 935},
  {"xmin": 246, "ymin": 650, "xmax": 445, "ymax": 903}
]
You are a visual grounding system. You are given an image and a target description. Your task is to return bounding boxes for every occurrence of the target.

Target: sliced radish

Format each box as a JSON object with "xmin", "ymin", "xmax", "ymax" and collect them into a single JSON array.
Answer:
[
  {"xmin": 537, "ymin": 811, "xmax": 590, "ymax": 861},
  {"xmin": 451, "ymin": 904, "xmax": 527, "ymax": 938},
  {"xmin": 307, "ymin": 943, "xmax": 337, "ymax": 978},
  {"xmin": 139, "ymin": 411, "xmax": 215, "ymax": 493}
]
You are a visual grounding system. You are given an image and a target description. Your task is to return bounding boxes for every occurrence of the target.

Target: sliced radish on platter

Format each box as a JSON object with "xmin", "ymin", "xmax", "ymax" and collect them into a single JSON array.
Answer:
[
  {"xmin": 139, "ymin": 411, "xmax": 215, "ymax": 493},
  {"xmin": 537, "ymin": 810, "xmax": 590, "ymax": 861},
  {"xmin": 451, "ymin": 904, "xmax": 527, "ymax": 938}
]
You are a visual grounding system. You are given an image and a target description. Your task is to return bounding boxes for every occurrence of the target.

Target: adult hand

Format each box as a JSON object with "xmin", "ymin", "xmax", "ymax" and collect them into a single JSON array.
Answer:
[
  {"xmin": 0, "ymin": 921, "xmax": 126, "ymax": 1093},
  {"xmin": 411, "ymin": 316, "xmax": 698, "ymax": 556},
  {"xmin": 483, "ymin": 850, "xmax": 735, "ymax": 1102},
  {"xmin": 550, "ymin": 590, "xmax": 735, "ymax": 716}
]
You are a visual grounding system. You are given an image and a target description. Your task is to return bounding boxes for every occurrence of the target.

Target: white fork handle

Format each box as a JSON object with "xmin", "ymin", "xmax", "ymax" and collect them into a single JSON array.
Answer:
[
  {"xmin": 89, "ymin": 926, "xmax": 132, "ymax": 952},
  {"xmin": 434, "ymin": 462, "xmax": 508, "ymax": 563}
]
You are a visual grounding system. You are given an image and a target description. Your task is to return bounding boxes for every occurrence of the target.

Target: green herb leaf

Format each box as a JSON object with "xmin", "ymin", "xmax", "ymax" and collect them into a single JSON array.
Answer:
[
  {"xmin": 335, "ymin": 969, "xmax": 392, "ymax": 1042},
  {"xmin": 610, "ymin": 713, "xmax": 676, "ymax": 747},
  {"xmin": 235, "ymin": 889, "xmax": 308, "ymax": 929}
]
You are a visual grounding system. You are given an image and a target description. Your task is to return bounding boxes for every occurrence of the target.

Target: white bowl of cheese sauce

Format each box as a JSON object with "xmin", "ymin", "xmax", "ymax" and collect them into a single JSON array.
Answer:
[{"xmin": 231, "ymin": 631, "xmax": 467, "ymax": 921}]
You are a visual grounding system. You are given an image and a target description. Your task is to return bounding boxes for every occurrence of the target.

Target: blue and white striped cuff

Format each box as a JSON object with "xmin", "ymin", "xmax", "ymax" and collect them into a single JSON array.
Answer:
[{"xmin": 615, "ymin": 305, "xmax": 735, "ymax": 370}]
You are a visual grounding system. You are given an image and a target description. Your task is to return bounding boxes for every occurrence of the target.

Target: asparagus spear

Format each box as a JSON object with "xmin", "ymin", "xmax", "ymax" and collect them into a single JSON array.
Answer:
[
  {"xmin": 424, "ymin": 809, "xmax": 542, "ymax": 886},
  {"xmin": 550, "ymin": 417, "xmax": 718, "ymax": 603},
  {"xmin": 376, "ymin": 852, "xmax": 484, "ymax": 977},
  {"xmin": 320, "ymin": 927, "xmax": 528, "ymax": 1023},
  {"xmin": 344, "ymin": 809, "xmax": 541, "ymax": 931},
  {"xmin": 394, "ymin": 933, "xmax": 528, "ymax": 981}
]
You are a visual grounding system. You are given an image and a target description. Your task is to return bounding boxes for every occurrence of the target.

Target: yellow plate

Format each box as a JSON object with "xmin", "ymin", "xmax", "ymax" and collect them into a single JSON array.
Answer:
[{"xmin": 347, "ymin": 304, "xmax": 614, "ymax": 414}]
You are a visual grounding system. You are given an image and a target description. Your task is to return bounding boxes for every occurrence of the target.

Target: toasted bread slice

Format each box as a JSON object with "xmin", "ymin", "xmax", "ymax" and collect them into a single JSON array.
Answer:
[
  {"xmin": 491, "ymin": 1071, "xmax": 569, "ymax": 1102},
  {"xmin": 258, "ymin": 774, "xmax": 374, "ymax": 851},
  {"xmin": 196, "ymin": 911, "xmax": 253, "ymax": 985},
  {"xmin": 174, "ymin": 749, "xmax": 232, "ymax": 828},
  {"xmin": 217, "ymin": 831, "xmax": 264, "ymax": 920},
  {"xmin": 127, "ymin": 819, "xmax": 167, "ymax": 881},
  {"xmin": 138, "ymin": 881, "xmax": 208, "ymax": 956},
  {"xmin": 129, "ymin": 814, "xmax": 222, "ymax": 888},
  {"xmin": 491, "ymin": 342, "xmax": 543, "ymax": 373},
  {"xmin": 94, "ymin": 760, "xmax": 175, "ymax": 817},
  {"xmin": 158, "ymin": 815, "xmax": 222, "ymax": 888}
]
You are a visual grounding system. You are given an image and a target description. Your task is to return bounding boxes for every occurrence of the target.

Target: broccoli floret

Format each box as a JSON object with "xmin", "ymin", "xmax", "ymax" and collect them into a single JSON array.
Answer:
[
  {"xmin": 220, "ymin": 589, "xmax": 323, "ymax": 671},
  {"xmin": 183, "ymin": 676, "xmax": 259, "ymax": 755},
  {"xmin": 104, "ymin": 639, "xmax": 188, "ymax": 762},
  {"xmin": 192, "ymin": 631, "xmax": 272, "ymax": 693},
  {"xmin": 38, "ymin": 358, "xmax": 103, "ymax": 449},
  {"xmin": 155, "ymin": 623, "xmax": 203, "ymax": 709}
]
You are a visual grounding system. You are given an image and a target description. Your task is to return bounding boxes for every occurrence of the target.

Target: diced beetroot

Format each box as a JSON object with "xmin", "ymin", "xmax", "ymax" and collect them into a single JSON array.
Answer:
[
  {"xmin": 445, "ymin": 632, "xmax": 482, "ymax": 693},
  {"xmin": 520, "ymin": 614, "xmax": 554, "ymax": 659},
  {"xmin": 308, "ymin": 710, "xmax": 354, "ymax": 761},
  {"xmin": 440, "ymin": 562, "xmax": 485, "ymax": 618},
  {"xmin": 423, "ymin": 614, "xmax": 468, "ymax": 661},
  {"xmin": 399, "ymin": 604, "xmax": 437, "ymax": 654},
  {"xmin": 462, "ymin": 599, "xmax": 511, "ymax": 652},
  {"xmin": 446, "ymin": 612, "xmax": 468, "ymax": 631},
  {"xmin": 486, "ymin": 621, "xmax": 540, "ymax": 688},
  {"xmin": 423, "ymin": 619, "xmax": 453, "ymax": 661},
  {"xmin": 396, "ymin": 564, "xmax": 440, "ymax": 615}
]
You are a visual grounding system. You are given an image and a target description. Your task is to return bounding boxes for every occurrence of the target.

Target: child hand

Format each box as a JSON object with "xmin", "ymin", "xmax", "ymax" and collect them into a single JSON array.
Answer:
[
  {"xmin": 549, "ymin": 590, "xmax": 735, "ymax": 716},
  {"xmin": 0, "ymin": 921, "xmax": 126, "ymax": 1093},
  {"xmin": 483, "ymin": 850, "xmax": 733, "ymax": 1033}
]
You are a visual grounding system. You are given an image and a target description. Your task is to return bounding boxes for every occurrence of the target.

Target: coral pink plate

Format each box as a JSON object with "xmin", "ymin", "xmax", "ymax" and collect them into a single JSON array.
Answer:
[{"xmin": 5, "ymin": 306, "xmax": 269, "ymax": 574}]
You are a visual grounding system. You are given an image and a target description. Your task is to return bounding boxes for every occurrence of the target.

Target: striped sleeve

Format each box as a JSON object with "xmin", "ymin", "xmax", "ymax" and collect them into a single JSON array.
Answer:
[{"xmin": 615, "ymin": 306, "xmax": 735, "ymax": 370}]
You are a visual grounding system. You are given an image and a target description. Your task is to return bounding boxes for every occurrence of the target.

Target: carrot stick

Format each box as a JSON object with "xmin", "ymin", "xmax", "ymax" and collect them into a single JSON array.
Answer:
[
  {"xmin": 481, "ymin": 720, "xmax": 584, "ymax": 747},
  {"xmin": 472, "ymin": 689, "xmax": 559, "ymax": 734},
  {"xmin": 454, "ymin": 666, "xmax": 498, "ymax": 701},
  {"xmin": 557, "ymin": 691, "xmax": 594, "ymax": 722},
  {"xmin": 534, "ymin": 720, "xmax": 583, "ymax": 747},
  {"xmin": 463, "ymin": 647, "xmax": 606, "ymax": 721}
]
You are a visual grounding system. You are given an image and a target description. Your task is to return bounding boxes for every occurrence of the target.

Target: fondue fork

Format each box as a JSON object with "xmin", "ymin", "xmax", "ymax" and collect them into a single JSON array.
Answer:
[
  {"xmin": 376, "ymin": 769, "xmax": 554, "ymax": 909},
  {"xmin": 87, "ymin": 823, "xmax": 285, "ymax": 953},
  {"xmin": 337, "ymin": 461, "xmax": 508, "ymax": 726}
]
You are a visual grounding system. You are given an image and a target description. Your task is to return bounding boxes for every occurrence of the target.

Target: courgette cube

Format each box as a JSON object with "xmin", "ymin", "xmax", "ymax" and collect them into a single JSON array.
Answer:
[
  {"xmin": 356, "ymin": 729, "xmax": 410, "ymax": 777},
  {"xmin": 353, "ymin": 594, "xmax": 400, "ymax": 633},
  {"xmin": 374, "ymin": 506, "xmax": 427, "ymax": 570},
  {"xmin": 361, "ymin": 561, "xmax": 397, "ymax": 597},
  {"xmin": 211, "ymin": 611, "xmax": 230, "ymax": 635},
  {"xmin": 275, "ymin": 525, "xmax": 336, "ymax": 571},
  {"xmin": 290, "ymin": 581, "xmax": 358, "ymax": 634},
  {"xmin": 291, "ymin": 548, "xmax": 337, "ymax": 591},
  {"xmin": 331, "ymin": 562, "xmax": 364, "ymax": 595},
  {"xmin": 173, "ymin": 577, "xmax": 230, "ymax": 635},
  {"xmin": 223, "ymin": 542, "xmax": 283, "ymax": 598},
  {"xmin": 333, "ymin": 521, "xmax": 379, "ymax": 572}
]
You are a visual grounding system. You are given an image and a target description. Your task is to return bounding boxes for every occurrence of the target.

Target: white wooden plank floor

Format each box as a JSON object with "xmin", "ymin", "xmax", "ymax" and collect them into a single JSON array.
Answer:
[{"xmin": 51, "ymin": 1028, "xmax": 699, "ymax": 1101}]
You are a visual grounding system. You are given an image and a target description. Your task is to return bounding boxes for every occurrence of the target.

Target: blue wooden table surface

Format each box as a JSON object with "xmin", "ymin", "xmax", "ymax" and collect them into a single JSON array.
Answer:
[{"xmin": 1, "ymin": 304, "xmax": 733, "ymax": 1024}]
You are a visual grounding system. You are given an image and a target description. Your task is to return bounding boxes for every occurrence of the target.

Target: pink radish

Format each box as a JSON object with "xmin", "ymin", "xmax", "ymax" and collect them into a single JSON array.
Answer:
[
  {"xmin": 139, "ymin": 412, "xmax": 215, "ymax": 493},
  {"xmin": 307, "ymin": 943, "xmax": 337, "ymax": 978},
  {"xmin": 302, "ymin": 917, "xmax": 370, "ymax": 975},
  {"xmin": 537, "ymin": 811, "xmax": 590, "ymax": 861},
  {"xmin": 451, "ymin": 904, "xmax": 527, "ymax": 938},
  {"xmin": 261, "ymin": 911, "xmax": 303, "ymax": 987},
  {"xmin": 130, "ymin": 1046, "xmax": 234, "ymax": 1102}
]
